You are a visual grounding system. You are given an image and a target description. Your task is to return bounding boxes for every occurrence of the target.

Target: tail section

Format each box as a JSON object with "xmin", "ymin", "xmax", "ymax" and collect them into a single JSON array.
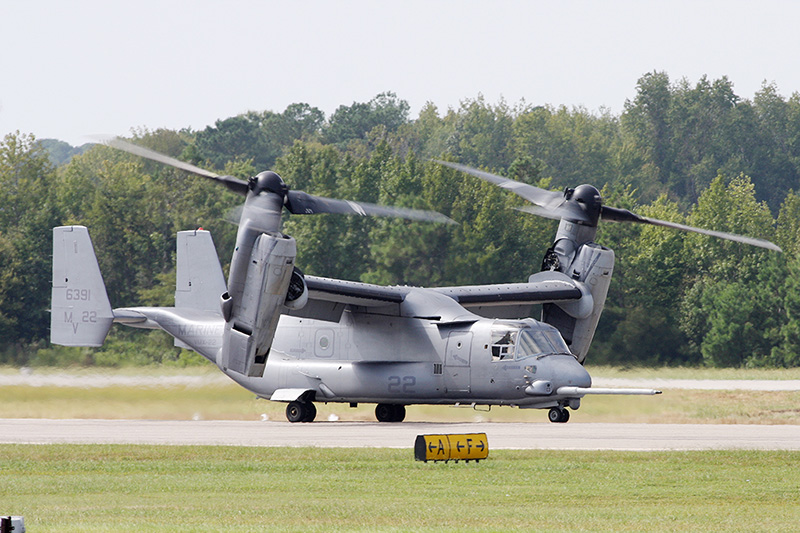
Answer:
[
  {"xmin": 173, "ymin": 229, "xmax": 227, "ymax": 351},
  {"xmin": 175, "ymin": 229, "xmax": 227, "ymax": 312},
  {"xmin": 51, "ymin": 226, "xmax": 114, "ymax": 347}
]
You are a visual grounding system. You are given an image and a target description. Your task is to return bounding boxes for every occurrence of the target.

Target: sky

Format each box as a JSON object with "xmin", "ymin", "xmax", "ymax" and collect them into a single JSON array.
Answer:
[{"xmin": 2, "ymin": 0, "xmax": 800, "ymax": 147}]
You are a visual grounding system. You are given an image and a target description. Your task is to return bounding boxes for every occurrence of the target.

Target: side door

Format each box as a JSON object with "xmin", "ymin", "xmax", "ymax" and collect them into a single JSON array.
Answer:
[{"xmin": 444, "ymin": 330, "xmax": 472, "ymax": 394}]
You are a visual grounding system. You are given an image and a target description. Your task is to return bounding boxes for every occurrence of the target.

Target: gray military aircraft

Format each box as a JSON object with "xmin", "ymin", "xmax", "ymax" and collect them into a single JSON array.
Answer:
[{"xmin": 50, "ymin": 140, "xmax": 781, "ymax": 423}]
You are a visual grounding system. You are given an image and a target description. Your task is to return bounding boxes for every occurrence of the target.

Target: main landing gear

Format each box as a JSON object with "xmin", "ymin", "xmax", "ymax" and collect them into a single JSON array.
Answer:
[
  {"xmin": 375, "ymin": 403, "xmax": 406, "ymax": 422},
  {"xmin": 286, "ymin": 400, "xmax": 317, "ymax": 423},
  {"xmin": 548, "ymin": 407, "xmax": 570, "ymax": 423},
  {"xmin": 285, "ymin": 402, "xmax": 406, "ymax": 423}
]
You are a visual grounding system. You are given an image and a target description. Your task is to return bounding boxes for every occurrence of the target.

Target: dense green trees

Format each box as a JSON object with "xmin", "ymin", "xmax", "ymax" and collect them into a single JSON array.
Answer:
[
  {"xmin": 0, "ymin": 133, "xmax": 62, "ymax": 361},
  {"xmin": 6, "ymin": 73, "xmax": 800, "ymax": 368}
]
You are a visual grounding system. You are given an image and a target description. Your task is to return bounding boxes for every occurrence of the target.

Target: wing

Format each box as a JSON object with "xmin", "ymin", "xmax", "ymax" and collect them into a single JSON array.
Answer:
[
  {"xmin": 305, "ymin": 276, "xmax": 407, "ymax": 305},
  {"xmin": 286, "ymin": 275, "xmax": 409, "ymax": 322},
  {"xmin": 286, "ymin": 275, "xmax": 485, "ymax": 325},
  {"xmin": 433, "ymin": 271, "xmax": 583, "ymax": 319},
  {"xmin": 286, "ymin": 271, "xmax": 583, "ymax": 323}
]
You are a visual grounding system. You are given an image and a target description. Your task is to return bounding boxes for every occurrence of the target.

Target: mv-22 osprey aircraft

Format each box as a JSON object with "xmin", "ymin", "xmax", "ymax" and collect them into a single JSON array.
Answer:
[{"xmin": 51, "ymin": 139, "xmax": 781, "ymax": 423}]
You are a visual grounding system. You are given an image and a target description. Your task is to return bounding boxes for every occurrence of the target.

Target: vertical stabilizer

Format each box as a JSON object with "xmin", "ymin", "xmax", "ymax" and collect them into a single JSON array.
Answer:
[
  {"xmin": 175, "ymin": 229, "xmax": 227, "ymax": 312},
  {"xmin": 51, "ymin": 226, "xmax": 114, "ymax": 347}
]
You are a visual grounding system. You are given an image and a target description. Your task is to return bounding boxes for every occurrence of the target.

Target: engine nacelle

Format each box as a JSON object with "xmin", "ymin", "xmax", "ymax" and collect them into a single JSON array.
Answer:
[
  {"xmin": 542, "ymin": 242, "xmax": 614, "ymax": 363},
  {"xmin": 220, "ymin": 232, "xmax": 297, "ymax": 377}
]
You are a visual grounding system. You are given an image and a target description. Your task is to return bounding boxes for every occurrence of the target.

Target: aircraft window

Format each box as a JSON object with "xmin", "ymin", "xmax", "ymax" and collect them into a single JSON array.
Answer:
[
  {"xmin": 515, "ymin": 331, "xmax": 547, "ymax": 358},
  {"xmin": 491, "ymin": 328, "xmax": 517, "ymax": 361},
  {"xmin": 515, "ymin": 329, "xmax": 571, "ymax": 359},
  {"xmin": 541, "ymin": 329, "xmax": 570, "ymax": 354}
]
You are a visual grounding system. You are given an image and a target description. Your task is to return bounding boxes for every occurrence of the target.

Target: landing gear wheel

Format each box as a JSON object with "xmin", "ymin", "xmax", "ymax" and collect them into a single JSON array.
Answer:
[
  {"xmin": 304, "ymin": 402, "xmax": 317, "ymax": 422},
  {"xmin": 286, "ymin": 401, "xmax": 316, "ymax": 423},
  {"xmin": 548, "ymin": 407, "xmax": 570, "ymax": 423},
  {"xmin": 375, "ymin": 403, "xmax": 393, "ymax": 422},
  {"xmin": 375, "ymin": 404, "xmax": 405, "ymax": 422},
  {"xmin": 391, "ymin": 404, "xmax": 406, "ymax": 422}
]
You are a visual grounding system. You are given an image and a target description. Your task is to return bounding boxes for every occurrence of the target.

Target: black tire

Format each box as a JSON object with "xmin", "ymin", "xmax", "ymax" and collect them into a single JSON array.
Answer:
[
  {"xmin": 286, "ymin": 401, "xmax": 307, "ymax": 423},
  {"xmin": 375, "ymin": 403, "xmax": 398, "ymax": 422},
  {"xmin": 303, "ymin": 402, "xmax": 317, "ymax": 423},
  {"xmin": 548, "ymin": 407, "xmax": 569, "ymax": 423},
  {"xmin": 391, "ymin": 404, "xmax": 406, "ymax": 422}
]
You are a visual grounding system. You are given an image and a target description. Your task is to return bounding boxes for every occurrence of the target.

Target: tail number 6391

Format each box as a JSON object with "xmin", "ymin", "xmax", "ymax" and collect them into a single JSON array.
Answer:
[{"xmin": 66, "ymin": 289, "xmax": 91, "ymax": 301}]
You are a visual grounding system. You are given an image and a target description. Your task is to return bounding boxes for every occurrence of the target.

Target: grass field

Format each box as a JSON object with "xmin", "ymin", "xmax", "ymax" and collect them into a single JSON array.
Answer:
[
  {"xmin": 2, "ymin": 445, "xmax": 799, "ymax": 532},
  {"xmin": 3, "ymin": 365, "xmax": 799, "ymax": 531}
]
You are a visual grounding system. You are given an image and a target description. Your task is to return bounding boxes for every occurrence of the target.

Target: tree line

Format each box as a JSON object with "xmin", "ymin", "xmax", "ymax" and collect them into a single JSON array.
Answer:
[{"xmin": 3, "ymin": 72, "xmax": 800, "ymax": 368}]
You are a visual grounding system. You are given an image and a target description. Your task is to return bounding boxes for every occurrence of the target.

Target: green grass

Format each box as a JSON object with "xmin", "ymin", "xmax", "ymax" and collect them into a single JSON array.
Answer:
[
  {"xmin": 588, "ymin": 365, "xmax": 800, "ymax": 380},
  {"xmin": 3, "ymin": 367, "xmax": 800, "ymax": 531},
  {"xmin": 2, "ymin": 445, "xmax": 799, "ymax": 532}
]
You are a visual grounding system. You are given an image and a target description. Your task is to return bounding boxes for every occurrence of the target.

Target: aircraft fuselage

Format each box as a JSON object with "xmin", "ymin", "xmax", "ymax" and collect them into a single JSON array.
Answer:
[{"xmin": 224, "ymin": 311, "xmax": 592, "ymax": 410}]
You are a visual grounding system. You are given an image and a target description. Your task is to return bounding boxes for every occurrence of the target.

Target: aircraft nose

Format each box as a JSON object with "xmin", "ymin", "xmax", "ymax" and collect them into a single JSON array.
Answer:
[{"xmin": 548, "ymin": 354, "xmax": 592, "ymax": 388}]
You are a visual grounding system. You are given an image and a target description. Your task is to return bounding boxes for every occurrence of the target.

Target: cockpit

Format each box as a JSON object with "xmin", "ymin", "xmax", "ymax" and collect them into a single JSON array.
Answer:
[{"xmin": 490, "ymin": 320, "xmax": 572, "ymax": 362}]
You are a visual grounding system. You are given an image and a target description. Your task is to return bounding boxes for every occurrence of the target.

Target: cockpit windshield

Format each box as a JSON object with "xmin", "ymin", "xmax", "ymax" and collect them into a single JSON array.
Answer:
[
  {"xmin": 491, "ymin": 322, "xmax": 571, "ymax": 361},
  {"xmin": 516, "ymin": 329, "xmax": 570, "ymax": 358}
]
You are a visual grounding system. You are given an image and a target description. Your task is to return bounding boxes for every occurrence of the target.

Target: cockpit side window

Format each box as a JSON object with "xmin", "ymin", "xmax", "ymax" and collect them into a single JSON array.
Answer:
[{"xmin": 491, "ymin": 328, "xmax": 517, "ymax": 361}]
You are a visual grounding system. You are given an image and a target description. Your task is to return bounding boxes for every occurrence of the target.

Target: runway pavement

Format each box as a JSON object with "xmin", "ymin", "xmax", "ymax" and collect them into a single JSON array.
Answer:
[{"xmin": 2, "ymin": 419, "xmax": 800, "ymax": 451}]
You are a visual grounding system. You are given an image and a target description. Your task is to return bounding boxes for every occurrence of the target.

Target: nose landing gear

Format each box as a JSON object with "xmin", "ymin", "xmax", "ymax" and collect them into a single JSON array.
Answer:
[{"xmin": 548, "ymin": 407, "xmax": 570, "ymax": 423}]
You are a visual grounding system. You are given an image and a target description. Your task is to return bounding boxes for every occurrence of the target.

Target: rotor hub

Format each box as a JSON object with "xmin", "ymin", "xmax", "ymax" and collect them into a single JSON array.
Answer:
[
  {"xmin": 249, "ymin": 171, "xmax": 288, "ymax": 197},
  {"xmin": 569, "ymin": 184, "xmax": 602, "ymax": 226}
]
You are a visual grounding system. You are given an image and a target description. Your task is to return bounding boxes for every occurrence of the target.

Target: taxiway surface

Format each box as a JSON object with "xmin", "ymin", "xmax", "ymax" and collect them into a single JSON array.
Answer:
[{"xmin": 3, "ymin": 419, "xmax": 800, "ymax": 451}]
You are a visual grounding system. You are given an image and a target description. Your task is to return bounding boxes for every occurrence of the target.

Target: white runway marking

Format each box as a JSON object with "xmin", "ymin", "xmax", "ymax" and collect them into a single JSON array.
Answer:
[{"xmin": 2, "ymin": 419, "xmax": 800, "ymax": 451}]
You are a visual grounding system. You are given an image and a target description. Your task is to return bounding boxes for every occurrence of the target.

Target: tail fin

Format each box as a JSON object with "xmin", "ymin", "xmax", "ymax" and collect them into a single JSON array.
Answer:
[
  {"xmin": 175, "ymin": 229, "xmax": 227, "ymax": 312},
  {"xmin": 51, "ymin": 226, "xmax": 114, "ymax": 346},
  {"xmin": 174, "ymin": 229, "xmax": 227, "ymax": 352}
]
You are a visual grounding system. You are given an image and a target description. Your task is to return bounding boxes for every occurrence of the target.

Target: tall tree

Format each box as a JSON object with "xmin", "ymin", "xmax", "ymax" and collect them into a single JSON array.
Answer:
[
  {"xmin": 679, "ymin": 174, "xmax": 780, "ymax": 366},
  {"xmin": 445, "ymin": 95, "xmax": 514, "ymax": 170},
  {"xmin": 0, "ymin": 133, "xmax": 60, "ymax": 354},
  {"xmin": 325, "ymin": 92, "xmax": 410, "ymax": 146}
]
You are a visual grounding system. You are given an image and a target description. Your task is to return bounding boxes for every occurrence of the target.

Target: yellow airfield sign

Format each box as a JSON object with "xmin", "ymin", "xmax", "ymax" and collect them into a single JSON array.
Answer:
[{"xmin": 414, "ymin": 433, "xmax": 489, "ymax": 462}]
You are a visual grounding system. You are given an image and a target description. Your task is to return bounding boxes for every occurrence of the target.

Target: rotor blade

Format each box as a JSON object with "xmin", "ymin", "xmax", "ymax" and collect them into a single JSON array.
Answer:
[
  {"xmin": 222, "ymin": 205, "xmax": 244, "ymax": 226},
  {"xmin": 95, "ymin": 136, "xmax": 249, "ymax": 195},
  {"xmin": 514, "ymin": 202, "xmax": 590, "ymax": 222},
  {"xmin": 434, "ymin": 160, "xmax": 565, "ymax": 209},
  {"xmin": 286, "ymin": 190, "xmax": 455, "ymax": 224},
  {"xmin": 516, "ymin": 203, "xmax": 593, "ymax": 224},
  {"xmin": 601, "ymin": 205, "xmax": 782, "ymax": 252}
]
